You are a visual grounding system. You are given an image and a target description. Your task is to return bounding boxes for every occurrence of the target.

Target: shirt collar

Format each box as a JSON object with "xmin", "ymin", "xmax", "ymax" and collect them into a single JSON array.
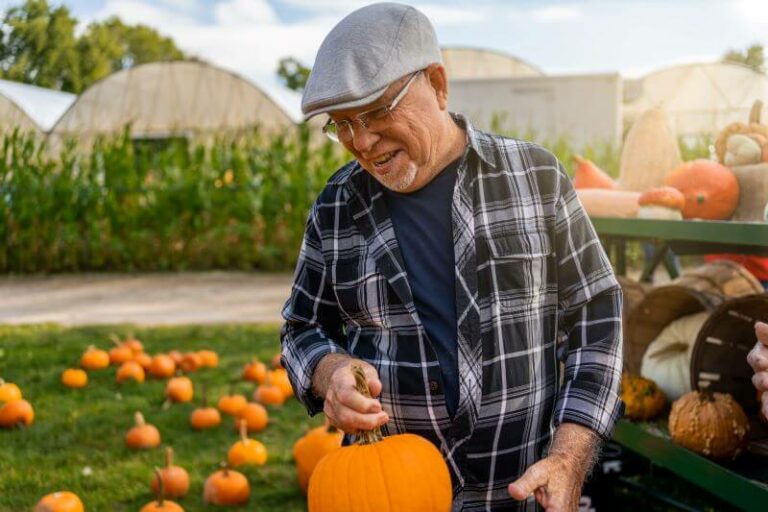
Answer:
[{"xmin": 450, "ymin": 112, "xmax": 497, "ymax": 169}]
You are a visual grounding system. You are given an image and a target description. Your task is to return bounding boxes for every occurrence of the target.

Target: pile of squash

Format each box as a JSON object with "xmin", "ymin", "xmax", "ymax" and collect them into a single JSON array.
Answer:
[{"xmin": 573, "ymin": 104, "xmax": 748, "ymax": 222}]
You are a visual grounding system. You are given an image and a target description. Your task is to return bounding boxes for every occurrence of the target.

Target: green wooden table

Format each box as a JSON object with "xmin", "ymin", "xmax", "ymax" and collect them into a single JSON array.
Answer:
[
  {"xmin": 591, "ymin": 217, "xmax": 768, "ymax": 281},
  {"xmin": 613, "ymin": 420, "xmax": 768, "ymax": 511}
]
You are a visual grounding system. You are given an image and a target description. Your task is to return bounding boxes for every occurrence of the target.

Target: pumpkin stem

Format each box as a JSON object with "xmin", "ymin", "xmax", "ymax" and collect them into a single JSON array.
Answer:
[
  {"xmin": 165, "ymin": 446, "xmax": 174, "ymax": 468},
  {"xmin": 699, "ymin": 388, "xmax": 715, "ymax": 402},
  {"xmin": 153, "ymin": 467, "xmax": 165, "ymax": 506},
  {"xmin": 109, "ymin": 333, "xmax": 122, "ymax": 346},
  {"xmin": 572, "ymin": 154, "xmax": 586, "ymax": 165},
  {"xmin": 135, "ymin": 411, "xmax": 146, "ymax": 427},
  {"xmin": 750, "ymin": 99, "xmax": 763, "ymax": 124},
  {"xmin": 220, "ymin": 461, "xmax": 229, "ymax": 477},
  {"xmin": 239, "ymin": 421, "xmax": 248, "ymax": 443},
  {"xmin": 351, "ymin": 363, "xmax": 383, "ymax": 445}
]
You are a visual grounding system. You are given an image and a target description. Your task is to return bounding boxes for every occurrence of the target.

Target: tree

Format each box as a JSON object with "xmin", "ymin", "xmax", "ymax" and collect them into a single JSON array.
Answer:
[
  {"xmin": 78, "ymin": 17, "xmax": 186, "ymax": 88},
  {"xmin": 0, "ymin": 0, "xmax": 81, "ymax": 91},
  {"xmin": 277, "ymin": 57, "xmax": 310, "ymax": 92},
  {"xmin": 723, "ymin": 44, "xmax": 765, "ymax": 73},
  {"xmin": 0, "ymin": 0, "xmax": 187, "ymax": 93}
]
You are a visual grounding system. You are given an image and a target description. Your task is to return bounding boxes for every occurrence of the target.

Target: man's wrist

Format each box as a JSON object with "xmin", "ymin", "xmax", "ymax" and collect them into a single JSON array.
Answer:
[
  {"xmin": 548, "ymin": 422, "xmax": 601, "ymax": 477},
  {"xmin": 311, "ymin": 353, "xmax": 352, "ymax": 399}
]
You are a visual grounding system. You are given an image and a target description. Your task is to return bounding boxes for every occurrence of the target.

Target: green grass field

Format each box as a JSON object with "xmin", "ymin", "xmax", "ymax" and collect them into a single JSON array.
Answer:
[{"xmin": 0, "ymin": 324, "xmax": 320, "ymax": 511}]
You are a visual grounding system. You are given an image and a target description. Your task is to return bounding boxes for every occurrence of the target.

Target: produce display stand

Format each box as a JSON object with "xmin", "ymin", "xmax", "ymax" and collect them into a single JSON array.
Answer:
[
  {"xmin": 590, "ymin": 216, "xmax": 768, "ymax": 511},
  {"xmin": 591, "ymin": 217, "xmax": 768, "ymax": 281}
]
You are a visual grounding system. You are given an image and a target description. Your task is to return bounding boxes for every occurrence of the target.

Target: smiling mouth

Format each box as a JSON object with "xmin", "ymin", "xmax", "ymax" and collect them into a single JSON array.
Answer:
[{"xmin": 372, "ymin": 150, "xmax": 399, "ymax": 167}]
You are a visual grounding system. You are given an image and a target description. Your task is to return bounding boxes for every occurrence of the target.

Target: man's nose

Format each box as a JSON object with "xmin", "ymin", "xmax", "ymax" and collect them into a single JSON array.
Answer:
[{"xmin": 351, "ymin": 124, "xmax": 379, "ymax": 154}]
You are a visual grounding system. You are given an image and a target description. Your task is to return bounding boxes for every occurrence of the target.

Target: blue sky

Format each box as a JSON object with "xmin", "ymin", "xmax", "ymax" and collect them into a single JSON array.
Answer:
[{"xmin": 3, "ymin": 0, "xmax": 768, "ymax": 118}]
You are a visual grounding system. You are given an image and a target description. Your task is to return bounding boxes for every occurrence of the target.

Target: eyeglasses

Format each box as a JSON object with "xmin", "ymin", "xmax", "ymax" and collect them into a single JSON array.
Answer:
[{"xmin": 322, "ymin": 70, "xmax": 422, "ymax": 143}]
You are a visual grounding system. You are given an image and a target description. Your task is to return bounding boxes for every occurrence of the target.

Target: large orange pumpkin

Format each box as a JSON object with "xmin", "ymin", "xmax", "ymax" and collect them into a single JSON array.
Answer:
[
  {"xmin": 664, "ymin": 160, "xmax": 740, "ymax": 220},
  {"xmin": 307, "ymin": 365, "xmax": 451, "ymax": 512}
]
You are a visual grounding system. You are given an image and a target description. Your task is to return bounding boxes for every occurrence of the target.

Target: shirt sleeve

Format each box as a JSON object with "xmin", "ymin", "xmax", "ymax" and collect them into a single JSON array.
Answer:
[
  {"xmin": 551, "ymin": 162, "xmax": 624, "ymax": 440},
  {"xmin": 280, "ymin": 203, "xmax": 348, "ymax": 416}
]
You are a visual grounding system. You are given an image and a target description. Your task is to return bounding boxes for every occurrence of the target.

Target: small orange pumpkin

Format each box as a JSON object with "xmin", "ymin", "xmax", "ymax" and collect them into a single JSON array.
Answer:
[
  {"xmin": 664, "ymin": 160, "xmax": 740, "ymax": 220},
  {"xmin": 61, "ymin": 368, "xmax": 88, "ymax": 389},
  {"xmin": 0, "ymin": 378, "xmax": 22, "ymax": 403},
  {"xmin": 242, "ymin": 360, "xmax": 267, "ymax": 383},
  {"xmin": 80, "ymin": 346, "xmax": 110, "ymax": 370},
  {"xmin": 253, "ymin": 381, "xmax": 286, "ymax": 406},
  {"xmin": 151, "ymin": 447, "xmax": 190, "ymax": 499},
  {"xmin": 116, "ymin": 361, "xmax": 145, "ymax": 383},
  {"xmin": 109, "ymin": 343, "xmax": 134, "ymax": 366},
  {"xmin": 0, "ymin": 399, "xmax": 34, "ymax": 428},
  {"xmin": 125, "ymin": 411, "xmax": 161, "ymax": 449},
  {"xmin": 149, "ymin": 355, "xmax": 177, "ymax": 379},
  {"xmin": 165, "ymin": 376, "xmax": 194, "ymax": 403},
  {"xmin": 203, "ymin": 465, "xmax": 250, "ymax": 506},
  {"xmin": 269, "ymin": 369, "xmax": 294, "ymax": 399},
  {"xmin": 197, "ymin": 350, "xmax": 219, "ymax": 368},
  {"xmin": 142, "ymin": 467, "xmax": 184, "ymax": 512},
  {"xmin": 34, "ymin": 491, "xmax": 84, "ymax": 512},
  {"xmin": 217, "ymin": 388, "xmax": 248, "ymax": 417},
  {"xmin": 234, "ymin": 402, "xmax": 268, "ymax": 433},
  {"xmin": 190, "ymin": 385, "xmax": 221, "ymax": 430},
  {"xmin": 117, "ymin": 333, "xmax": 144, "ymax": 355},
  {"xmin": 228, "ymin": 422, "xmax": 268, "ymax": 467},
  {"xmin": 293, "ymin": 422, "xmax": 343, "ymax": 493},
  {"xmin": 134, "ymin": 352, "xmax": 153, "ymax": 370},
  {"xmin": 167, "ymin": 351, "xmax": 184, "ymax": 366},
  {"xmin": 620, "ymin": 373, "xmax": 666, "ymax": 420},
  {"xmin": 179, "ymin": 352, "xmax": 203, "ymax": 373},
  {"xmin": 271, "ymin": 353, "xmax": 283, "ymax": 369}
]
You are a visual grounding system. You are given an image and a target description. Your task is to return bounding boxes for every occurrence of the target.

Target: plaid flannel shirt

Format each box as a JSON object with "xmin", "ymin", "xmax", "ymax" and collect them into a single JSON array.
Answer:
[{"xmin": 281, "ymin": 115, "xmax": 624, "ymax": 511}]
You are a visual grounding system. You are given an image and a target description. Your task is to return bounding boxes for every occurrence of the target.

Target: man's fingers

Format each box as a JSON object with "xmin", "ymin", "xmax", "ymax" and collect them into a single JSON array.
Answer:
[
  {"xmin": 756, "ymin": 322, "xmax": 768, "ymax": 347},
  {"xmin": 336, "ymin": 386, "xmax": 382, "ymax": 414},
  {"xmin": 508, "ymin": 462, "xmax": 549, "ymax": 501},
  {"xmin": 747, "ymin": 346, "xmax": 768, "ymax": 372},
  {"xmin": 753, "ymin": 371, "xmax": 768, "ymax": 392},
  {"xmin": 335, "ymin": 407, "xmax": 389, "ymax": 434}
]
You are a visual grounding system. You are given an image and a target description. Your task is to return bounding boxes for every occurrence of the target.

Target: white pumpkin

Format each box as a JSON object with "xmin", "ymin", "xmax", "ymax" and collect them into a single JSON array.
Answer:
[{"xmin": 640, "ymin": 312, "xmax": 709, "ymax": 401}]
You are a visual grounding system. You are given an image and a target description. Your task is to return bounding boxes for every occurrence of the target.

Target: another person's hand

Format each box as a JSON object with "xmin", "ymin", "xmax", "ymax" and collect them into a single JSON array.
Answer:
[
  {"xmin": 748, "ymin": 321, "xmax": 768, "ymax": 418},
  {"xmin": 507, "ymin": 453, "xmax": 582, "ymax": 511},
  {"xmin": 313, "ymin": 354, "xmax": 389, "ymax": 434}
]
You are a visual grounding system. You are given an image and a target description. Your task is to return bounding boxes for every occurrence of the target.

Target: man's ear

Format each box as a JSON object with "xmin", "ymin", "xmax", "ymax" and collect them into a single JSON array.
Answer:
[{"xmin": 425, "ymin": 63, "xmax": 449, "ymax": 110}]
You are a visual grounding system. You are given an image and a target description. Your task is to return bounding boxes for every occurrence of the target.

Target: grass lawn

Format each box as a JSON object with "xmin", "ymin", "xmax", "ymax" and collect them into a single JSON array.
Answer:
[{"xmin": 0, "ymin": 324, "xmax": 320, "ymax": 511}]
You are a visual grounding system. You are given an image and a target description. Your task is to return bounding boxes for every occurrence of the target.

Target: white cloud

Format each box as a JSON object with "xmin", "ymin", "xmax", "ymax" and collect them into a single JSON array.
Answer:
[
  {"xmin": 214, "ymin": 0, "xmax": 278, "ymax": 26},
  {"xmin": 415, "ymin": 5, "xmax": 488, "ymax": 26},
  {"xmin": 530, "ymin": 5, "xmax": 583, "ymax": 23}
]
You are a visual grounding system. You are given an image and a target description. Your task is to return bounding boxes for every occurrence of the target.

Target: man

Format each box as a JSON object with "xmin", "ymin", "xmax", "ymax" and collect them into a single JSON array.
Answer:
[
  {"xmin": 280, "ymin": 3, "xmax": 623, "ymax": 510},
  {"xmin": 749, "ymin": 322, "xmax": 768, "ymax": 420}
]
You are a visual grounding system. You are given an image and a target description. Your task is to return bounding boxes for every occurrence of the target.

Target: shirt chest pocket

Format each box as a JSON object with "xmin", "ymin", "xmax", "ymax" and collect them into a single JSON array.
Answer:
[
  {"xmin": 481, "ymin": 231, "xmax": 552, "ymax": 305},
  {"xmin": 332, "ymin": 268, "xmax": 392, "ymax": 326}
]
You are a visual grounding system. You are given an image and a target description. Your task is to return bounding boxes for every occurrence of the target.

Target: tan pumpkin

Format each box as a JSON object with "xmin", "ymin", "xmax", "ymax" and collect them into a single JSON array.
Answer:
[
  {"xmin": 80, "ymin": 346, "xmax": 110, "ymax": 371},
  {"xmin": 0, "ymin": 379, "xmax": 22, "ymax": 403},
  {"xmin": 307, "ymin": 365, "xmax": 452, "ymax": 512},
  {"xmin": 0, "ymin": 398, "xmax": 35, "ymax": 428},
  {"xmin": 293, "ymin": 422, "xmax": 343, "ymax": 493},
  {"xmin": 228, "ymin": 422, "xmax": 268, "ymax": 467},
  {"xmin": 125, "ymin": 411, "xmax": 161, "ymax": 449},
  {"xmin": 715, "ymin": 100, "xmax": 768, "ymax": 164},
  {"xmin": 620, "ymin": 373, "xmax": 666, "ymax": 420},
  {"xmin": 669, "ymin": 390, "xmax": 749, "ymax": 459},
  {"xmin": 142, "ymin": 468, "xmax": 184, "ymax": 512},
  {"xmin": 151, "ymin": 447, "xmax": 190, "ymax": 499},
  {"xmin": 665, "ymin": 160, "xmax": 740, "ymax": 220},
  {"xmin": 116, "ymin": 361, "xmax": 145, "ymax": 383},
  {"xmin": 190, "ymin": 385, "xmax": 221, "ymax": 430},
  {"xmin": 203, "ymin": 465, "xmax": 250, "ymax": 506},
  {"xmin": 571, "ymin": 154, "xmax": 617, "ymax": 190},
  {"xmin": 34, "ymin": 491, "xmax": 85, "ymax": 512},
  {"xmin": 234, "ymin": 402, "xmax": 268, "ymax": 433},
  {"xmin": 619, "ymin": 106, "xmax": 683, "ymax": 192},
  {"xmin": 165, "ymin": 376, "xmax": 194, "ymax": 403},
  {"xmin": 61, "ymin": 368, "xmax": 88, "ymax": 389}
]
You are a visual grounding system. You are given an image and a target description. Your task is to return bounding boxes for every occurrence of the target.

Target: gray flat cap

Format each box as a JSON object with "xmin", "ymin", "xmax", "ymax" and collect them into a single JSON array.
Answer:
[{"xmin": 301, "ymin": 2, "xmax": 442, "ymax": 120}]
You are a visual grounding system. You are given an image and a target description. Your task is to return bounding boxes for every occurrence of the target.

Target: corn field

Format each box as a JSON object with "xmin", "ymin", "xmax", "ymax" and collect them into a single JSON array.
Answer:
[{"xmin": 0, "ymin": 127, "xmax": 711, "ymax": 273}]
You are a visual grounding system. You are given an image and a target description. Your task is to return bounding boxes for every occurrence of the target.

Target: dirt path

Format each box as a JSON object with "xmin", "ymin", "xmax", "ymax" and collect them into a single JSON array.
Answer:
[{"xmin": 0, "ymin": 272, "xmax": 295, "ymax": 326}]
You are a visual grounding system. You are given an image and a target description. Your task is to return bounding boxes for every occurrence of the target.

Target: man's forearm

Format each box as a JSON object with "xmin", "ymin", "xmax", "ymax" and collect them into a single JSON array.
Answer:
[
  {"xmin": 311, "ymin": 353, "xmax": 353, "ymax": 399},
  {"xmin": 548, "ymin": 422, "xmax": 602, "ymax": 479}
]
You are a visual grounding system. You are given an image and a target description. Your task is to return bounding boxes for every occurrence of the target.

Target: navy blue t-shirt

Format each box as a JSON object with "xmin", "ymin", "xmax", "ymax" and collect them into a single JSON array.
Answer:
[{"xmin": 383, "ymin": 157, "xmax": 461, "ymax": 417}]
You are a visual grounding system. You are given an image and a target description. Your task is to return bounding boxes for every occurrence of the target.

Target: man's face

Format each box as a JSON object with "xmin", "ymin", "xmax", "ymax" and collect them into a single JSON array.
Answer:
[{"xmin": 329, "ymin": 67, "xmax": 449, "ymax": 193}]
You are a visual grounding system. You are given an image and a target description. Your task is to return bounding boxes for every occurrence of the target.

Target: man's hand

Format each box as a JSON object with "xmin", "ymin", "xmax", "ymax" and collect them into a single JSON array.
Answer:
[
  {"xmin": 748, "ymin": 321, "xmax": 768, "ymax": 418},
  {"xmin": 508, "ymin": 422, "xmax": 600, "ymax": 511},
  {"xmin": 312, "ymin": 353, "xmax": 389, "ymax": 434}
]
